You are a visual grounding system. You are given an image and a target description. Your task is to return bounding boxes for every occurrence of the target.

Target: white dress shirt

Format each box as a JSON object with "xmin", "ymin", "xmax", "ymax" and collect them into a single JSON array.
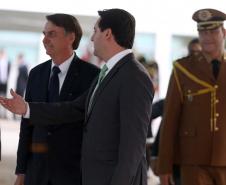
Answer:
[
  {"xmin": 104, "ymin": 49, "xmax": 132, "ymax": 78},
  {"xmin": 24, "ymin": 53, "xmax": 74, "ymax": 118},
  {"xmin": 88, "ymin": 49, "xmax": 132, "ymax": 108}
]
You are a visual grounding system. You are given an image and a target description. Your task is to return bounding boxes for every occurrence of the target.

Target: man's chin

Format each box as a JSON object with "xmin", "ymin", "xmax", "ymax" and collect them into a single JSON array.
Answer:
[
  {"xmin": 93, "ymin": 51, "xmax": 97, "ymax": 57},
  {"xmin": 45, "ymin": 51, "xmax": 51, "ymax": 56},
  {"xmin": 203, "ymin": 49, "xmax": 217, "ymax": 55}
]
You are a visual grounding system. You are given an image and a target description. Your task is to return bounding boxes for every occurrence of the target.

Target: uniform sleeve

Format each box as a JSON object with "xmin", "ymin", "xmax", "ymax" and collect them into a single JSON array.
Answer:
[{"xmin": 157, "ymin": 71, "xmax": 183, "ymax": 174}]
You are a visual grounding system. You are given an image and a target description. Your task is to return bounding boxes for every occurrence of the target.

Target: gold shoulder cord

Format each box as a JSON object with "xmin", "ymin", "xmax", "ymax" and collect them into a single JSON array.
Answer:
[{"xmin": 173, "ymin": 61, "xmax": 218, "ymax": 132}]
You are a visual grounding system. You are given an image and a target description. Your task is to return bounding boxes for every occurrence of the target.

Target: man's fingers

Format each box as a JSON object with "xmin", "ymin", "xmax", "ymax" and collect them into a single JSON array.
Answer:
[
  {"xmin": 160, "ymin": 174, "xmax": 174, "ymax": 185},
  {"xmin": 0, "ymin": 98, "xmax": 7, "ymax": 104},
  {"xmin": 10, "ymin": 88, "xmax": 17, "ymax": 98},
  {"xmin": 169, "ymin": 174, "xmax": 175, "ymax": 185},
  {"xmin": 1, "ymin": 103, "xmax": 10, "ymax": 110}
]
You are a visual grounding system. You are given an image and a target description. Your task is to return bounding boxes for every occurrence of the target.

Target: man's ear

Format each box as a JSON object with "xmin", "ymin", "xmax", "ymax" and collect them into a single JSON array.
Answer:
[
  {"xmin": 105, "ymin": 29, "xmax": 112, "ymax": 39},
  {"xmin": 223, "ymin": 27, "xmax": 226, "ymax": 39},
  {"xmin": 69, "ymin": 32, "xmax": 75, "ymax": 43}
]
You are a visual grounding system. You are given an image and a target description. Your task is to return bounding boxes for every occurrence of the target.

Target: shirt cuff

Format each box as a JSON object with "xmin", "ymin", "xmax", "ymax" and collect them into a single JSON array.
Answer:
[{"xmin": 23, "ymin": 103, "xmax": 30, "ymax": 119}]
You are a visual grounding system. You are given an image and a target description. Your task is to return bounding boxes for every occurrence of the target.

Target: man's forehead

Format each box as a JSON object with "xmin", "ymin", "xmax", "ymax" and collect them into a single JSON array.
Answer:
[
  {"xmin": 94, "ymin": 18, "xmax": 101, "ymax": 27},
  {"xmin": 43, "ymin": 21, "xmax": 61, "ymax": 32}
]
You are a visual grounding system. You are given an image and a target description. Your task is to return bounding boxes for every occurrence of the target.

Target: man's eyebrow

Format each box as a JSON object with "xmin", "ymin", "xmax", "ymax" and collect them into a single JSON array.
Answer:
[{"xmin": 42, "ymin": 30, "xmax": 57, "ymax": 35}]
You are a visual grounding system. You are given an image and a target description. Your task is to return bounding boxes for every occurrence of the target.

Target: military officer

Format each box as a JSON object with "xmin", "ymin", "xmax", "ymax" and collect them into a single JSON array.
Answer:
[{"xmin": 157, "ymin": 8, "xmax": 226, "ymax": 185}]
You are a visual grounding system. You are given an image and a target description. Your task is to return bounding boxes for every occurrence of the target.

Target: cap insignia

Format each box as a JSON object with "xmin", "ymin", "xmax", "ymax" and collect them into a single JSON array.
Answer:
[{"xmin": 198, "ymin": 10, "xmax": 212, "ymax": 21}]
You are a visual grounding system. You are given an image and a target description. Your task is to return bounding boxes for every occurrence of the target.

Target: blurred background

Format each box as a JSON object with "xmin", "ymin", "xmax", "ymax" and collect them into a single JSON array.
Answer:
[{"xmin": 0, "ymin": 0, "xmax": 225, "ymax": 184}]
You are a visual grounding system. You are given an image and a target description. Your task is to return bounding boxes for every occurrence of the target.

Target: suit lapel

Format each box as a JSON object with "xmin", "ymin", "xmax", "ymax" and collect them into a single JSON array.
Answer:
[
  {"xmin": 215, "ymin": 52, "xmax": 226, "ymax": 84},
  {"xmin": 194, "ymin": 52, "xmax": 226, "ymax": 82},
  {"xmin": 85, "ymin": 75, "xmax": 98, "ymax": 117},
  {"xmin": 193, "ymin": 53, "xmax": 214, "ymax": 81},
  {"xmin": 39, "ymin": 61, "xmax": 51, "ymax": 101},
  {"xmin": 59, "ymin": 54, "xmax": 79, "ymax": 101},
  {"xmin": 85, "ymin": 53, "xmax": 135, "ymax": 123}
]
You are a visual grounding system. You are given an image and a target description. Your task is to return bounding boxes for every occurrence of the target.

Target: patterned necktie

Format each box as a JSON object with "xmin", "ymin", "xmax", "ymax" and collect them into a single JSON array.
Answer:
[
  {"xmin": 211, "ymin": 59, "xmax": 220, "ymax": 79},
  {"xmin": 48, "ymin": 66, "xmax": 61, "ymax": 102},
  {"xmin": 88, "ymin": 64, "xmax": 108, "ymax": 114}
]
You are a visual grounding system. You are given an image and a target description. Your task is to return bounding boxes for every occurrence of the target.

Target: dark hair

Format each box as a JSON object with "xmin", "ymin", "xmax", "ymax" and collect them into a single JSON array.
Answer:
[
  {"xmin": 46, "ymin": 13, "xmax": 83, "ymax": 50},
  {"xmin": 188, "ymin": 38, "xmax": 199, "ymax": 47},
  {"xmin": 188, "ymin": 38, "xmax": 201, "ymax": 55},
  {"xmin": 97, "ymin": 9, "xmax": 135, "ymax": 49}
]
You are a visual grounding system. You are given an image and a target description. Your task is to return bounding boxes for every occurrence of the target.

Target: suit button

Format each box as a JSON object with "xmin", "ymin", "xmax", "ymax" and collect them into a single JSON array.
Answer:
[
  {"xmin": 48, "ymin": 132, "xmax": 51, "ymax": 135},
  {"xmin": 84, "ymin": 128, "xmax": 87, "ymax": 133}
]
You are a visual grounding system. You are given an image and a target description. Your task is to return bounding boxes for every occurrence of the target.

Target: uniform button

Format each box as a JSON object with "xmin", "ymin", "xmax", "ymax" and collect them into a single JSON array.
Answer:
[
  {"xmin": 48, "ymin": 132, "xmax": 51, "ymax": 135},
  {"xmin": 214, "ymin": 85, "xmax": 218, "ymax": 89},
  {"xmin": 185, "ymin": 132, "xmax": 188, "ymax": 135},
  {"xmin": 215, "ymin": 99, "xmax": 219, "ymax": 103},
  {"xmin": 216, "ymin": 113, "xmax": 219, "ymax": 117}
]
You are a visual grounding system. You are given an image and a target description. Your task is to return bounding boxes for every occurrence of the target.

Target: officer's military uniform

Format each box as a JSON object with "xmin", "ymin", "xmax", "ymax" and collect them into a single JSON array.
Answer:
[{"xmin": 157, "ymin": 9, "xmax": 226, "ymax": 185}]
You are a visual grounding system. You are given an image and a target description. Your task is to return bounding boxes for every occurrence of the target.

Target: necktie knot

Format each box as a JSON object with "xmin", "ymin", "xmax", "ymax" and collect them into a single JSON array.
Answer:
[
  {"xmin": 52, "ymin": 66, "xmax": 61, "ymax": 75},
  {"xmin": 211, "ymin": 59, "xmax": 220, "ymax": 66},
  {"xmin": 211, "ymin": 59, "xmax": 220, "ymax": 79},
  {"xmin": 98, "ymin": 64, "xmax": 108, "ymax": 84}
]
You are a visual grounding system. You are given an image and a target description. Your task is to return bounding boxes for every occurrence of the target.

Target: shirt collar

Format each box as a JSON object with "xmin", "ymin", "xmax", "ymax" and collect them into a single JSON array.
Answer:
[
  {"xmin": 104, "ymin": 49, "xmax": 132, "ymax": 76},
  {"xmin": 51, "ymin": 52, "xmax": 75, "ymax": 75}
]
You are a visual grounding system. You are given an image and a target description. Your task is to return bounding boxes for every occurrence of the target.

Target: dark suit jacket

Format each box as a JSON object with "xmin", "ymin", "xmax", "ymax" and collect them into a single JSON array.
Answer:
[
  {"xmin": 16, "ymin": 64, "xmax": 28, "ymax": 97},
  {"xmin": 29, "ymin": 53, "xmax": 154, "ymax": 185},
  {"xmin": 16, "ymin": 53, "xmax": 100, "ymax": 185},
  {"xmin": 150, "ymin": 99, "xmax": 164, "ymax": 157}
]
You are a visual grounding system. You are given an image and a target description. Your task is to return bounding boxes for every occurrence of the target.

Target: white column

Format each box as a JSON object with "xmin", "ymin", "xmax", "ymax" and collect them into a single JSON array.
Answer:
[{"xmin": 155, "ymin": 31, "xmax": 172, "ymax": 99}]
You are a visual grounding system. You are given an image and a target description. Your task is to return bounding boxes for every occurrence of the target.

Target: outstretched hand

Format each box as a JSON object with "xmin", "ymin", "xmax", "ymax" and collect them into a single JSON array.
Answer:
[{"xmin": 0, "ymin": 88, "xmax": 27, "ymax": 115}]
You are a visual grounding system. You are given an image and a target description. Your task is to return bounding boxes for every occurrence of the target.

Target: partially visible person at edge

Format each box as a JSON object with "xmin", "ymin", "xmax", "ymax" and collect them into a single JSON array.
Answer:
[
  {"xmin": 0, "ymin": 48, "xmax": 10, "ymax": 119},
  {"xmin": 149, "ymin": 37, "xmax": 202, "ymax": 185},
  {"xmin": 15, "ymin": 54, "xmax": 28, "ymax": 98},
  {"xmin": 14, "ymin": 13, "xmax": 100, "ymax": 185},
  {"xmin": 0, "ymin": 8, "xmax": 154, "ymax": 185},
  {"xmin": 188, "ymin": 38, "xmax": 202, "ymax": 55},
  {"xmin": 157, "ymin": 9, "xmax": 226, "ymax": 185}
]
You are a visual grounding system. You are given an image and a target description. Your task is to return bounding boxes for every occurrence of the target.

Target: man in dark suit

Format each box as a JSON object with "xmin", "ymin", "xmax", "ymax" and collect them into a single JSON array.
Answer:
[
  {"xmin": 14, "ymin": 54, "xmax": 29, "ymax": 120},
  {"xmin": 15, "ymin": 54, "xmax": 28, "ymax": 98},
  {"xmin": 1, "ymin": 9, "xmax": 154, "ymax": 185},
  {"xmin": 14, "ymin": 14, "xmax": 100, "ymax": 185}
]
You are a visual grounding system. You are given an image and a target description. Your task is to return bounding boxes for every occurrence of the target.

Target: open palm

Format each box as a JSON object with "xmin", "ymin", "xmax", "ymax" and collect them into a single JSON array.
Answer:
[{"xmin": 0, "ymin": 88, "xmax": 27, "ymax": 115}]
